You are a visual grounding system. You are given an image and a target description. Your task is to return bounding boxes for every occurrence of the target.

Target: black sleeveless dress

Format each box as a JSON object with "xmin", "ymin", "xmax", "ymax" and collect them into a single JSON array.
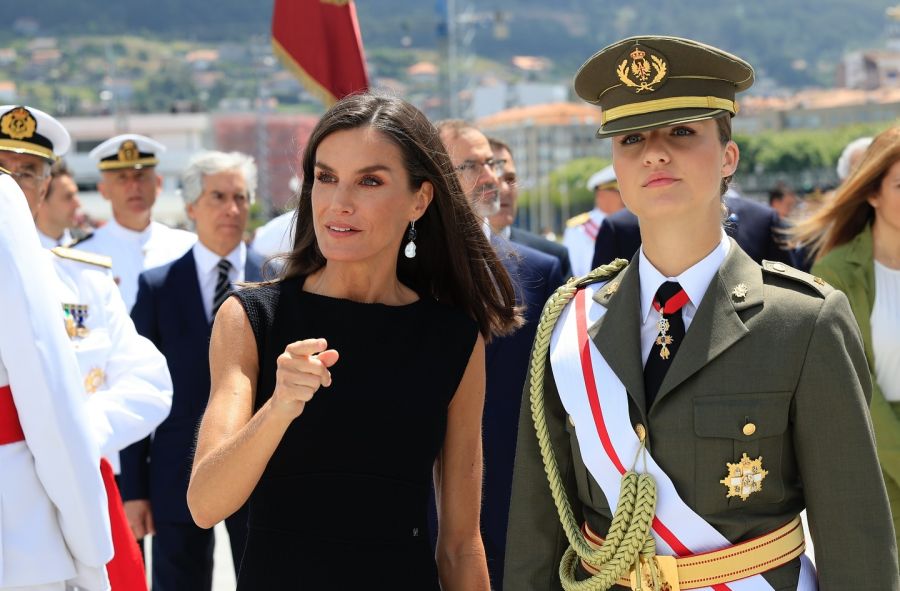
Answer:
[{"xmin": 233, "ymin": 276, "xmax": 478, "ymax": 589}]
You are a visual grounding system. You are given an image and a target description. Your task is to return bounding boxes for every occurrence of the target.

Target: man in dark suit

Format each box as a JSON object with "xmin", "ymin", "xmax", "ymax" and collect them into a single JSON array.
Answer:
[
  {"xmin": 488, "ymin": 137, "xmax": 573, "ymax": 278},
  {"xmin": 120, "ymin": 151, "xmax": 267, "ymax": 591},
  {"xmin": 592, "ymin": 190, "xmax": 795, "ymax": 270},
  {"xmin": 438, "ymin": 121, "xmax": 564, "ymax": 589}
]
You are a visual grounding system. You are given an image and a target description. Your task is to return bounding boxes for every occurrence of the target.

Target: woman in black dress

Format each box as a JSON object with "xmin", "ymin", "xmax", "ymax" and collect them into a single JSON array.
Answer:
[{"xmin": 187, "ymin": 93, "xmax": 521, "ymax": 590}]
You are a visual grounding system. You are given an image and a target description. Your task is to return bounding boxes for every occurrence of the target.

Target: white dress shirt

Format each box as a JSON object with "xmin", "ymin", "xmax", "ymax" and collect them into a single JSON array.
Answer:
[
  {"xmin": 872, "ymin": 260, "xmax": 900, "ymax": 401},
  {"xmin": 38, "ymin": 228, "xmax": 73, "ymax": 249},
  {"xmin": 74, "ymin": 217, "xmax": 197, "ymax": 311},
  {"xmin": 193, "ymin": 240, "xmax": 246, "ymax": 323},
  {"xmin": 638, "ymin": 232, "xmax": 730, "ymax": 366}
]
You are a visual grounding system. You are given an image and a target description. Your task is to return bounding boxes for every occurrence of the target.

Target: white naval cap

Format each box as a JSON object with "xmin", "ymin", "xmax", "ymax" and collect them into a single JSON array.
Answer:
[
  {"xmin": 89, "ymin": 133, "xmax": 166, "ymax": 171},
  {"xmin": 586, "ymin": 164, "xmax": 618, "ymax": 191},
  {"xmin": 0, "ymin": 105, "xmax": 71, "ymax": 161}
]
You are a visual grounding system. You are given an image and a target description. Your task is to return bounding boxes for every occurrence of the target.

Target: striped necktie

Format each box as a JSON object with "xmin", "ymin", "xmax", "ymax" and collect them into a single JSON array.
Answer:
[{"xmin": 212, "ymin": 258, "xmax": 233, "ymax": 318}]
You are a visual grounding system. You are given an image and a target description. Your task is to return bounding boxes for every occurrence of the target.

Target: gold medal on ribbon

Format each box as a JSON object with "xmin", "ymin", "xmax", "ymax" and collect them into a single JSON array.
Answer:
[
  {"xmin": 62, "ymin": 303, "xmax": 90, "ymax": 339},
  {"xmin": 655, "ymin": 314, "xmax": 673, "ymax": 359}
]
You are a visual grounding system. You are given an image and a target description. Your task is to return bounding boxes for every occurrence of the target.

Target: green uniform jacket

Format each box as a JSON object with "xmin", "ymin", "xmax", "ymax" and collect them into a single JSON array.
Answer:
[
  {"xmin": 504, "ymin": 241, "xmax": 899, "ymax": 590},
  {"xmin": 812, "ymin": 224, "xmax": 900, "ymax": 548}
]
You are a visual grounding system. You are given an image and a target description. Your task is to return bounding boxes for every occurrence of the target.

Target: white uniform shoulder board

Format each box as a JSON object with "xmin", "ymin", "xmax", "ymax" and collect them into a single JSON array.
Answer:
[
  {"xmin": 51, "ymin": 246, "xmax": 113, "ymax": 269},
  {"xmin": 566, "ymin": 212, "xmax": 591, "ymax": 228}
]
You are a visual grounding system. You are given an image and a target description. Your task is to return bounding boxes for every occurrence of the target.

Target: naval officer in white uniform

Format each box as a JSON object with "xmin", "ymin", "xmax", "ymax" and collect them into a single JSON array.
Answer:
[
  {"xmin": 0, "ymin": 105, "xmax": 174, "ymax": 590},
  {"xmin": 74, "ymin": 134, "xmax": 196, "ymax": 310},
  {"xmin": 562, "ymin": 164, "xmax": 623, "ymax": 277},
  {"xmin": 0, "ymin": 165, "xmax": 113, "ymax": 590}
]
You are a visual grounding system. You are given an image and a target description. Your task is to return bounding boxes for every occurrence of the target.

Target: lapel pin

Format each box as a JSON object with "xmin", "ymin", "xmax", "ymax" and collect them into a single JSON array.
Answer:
[
  {"xmin": 603, "ymin": 281, "xmax": 619, "ymax": 297},
  {"xmin": 731, "ymin": 283, "xmax": 748, "ymax": 301}
]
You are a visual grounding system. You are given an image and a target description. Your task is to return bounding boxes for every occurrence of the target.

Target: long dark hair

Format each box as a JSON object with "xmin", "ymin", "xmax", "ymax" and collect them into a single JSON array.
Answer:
[{"xmin": 281, "ymin": 92, "xmax": 521, "ymax": 339}]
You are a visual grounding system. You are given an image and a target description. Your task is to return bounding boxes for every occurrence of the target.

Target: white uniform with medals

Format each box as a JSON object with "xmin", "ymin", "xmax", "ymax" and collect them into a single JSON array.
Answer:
[
  {"xmin": 562, "ymin": 207, "xmax": 606, "ymax": 278},
  {"xmin": 49, "ymin": 247, "xmax": 173, "ymax": 473},
  {"xmin": 74, "ymin": 218, "xmax": 196, "ymax": 311},
  {"xmin": 0, "ymin": 175, "xmax": 113, "ymax": 591}
]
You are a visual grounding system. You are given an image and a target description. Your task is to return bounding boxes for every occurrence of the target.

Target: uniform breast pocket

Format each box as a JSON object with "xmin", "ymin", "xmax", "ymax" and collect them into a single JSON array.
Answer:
[
  {"xmin": 693, "ymin": 392, "xmax": 792, "ymax": 514},
  {"xmin": 72, "ymin": 329, "xmax": 112, "ymax": 395}
]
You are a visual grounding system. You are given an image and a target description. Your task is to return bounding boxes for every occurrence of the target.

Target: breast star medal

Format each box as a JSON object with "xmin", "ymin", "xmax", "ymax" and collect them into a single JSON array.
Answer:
[
  {"xmin": 655, "ymin": 314, "xmax": 673, "ymax": 359},
  {"xmin": 720, "ymin": 453, "xmax": 768, "ymax": 501},
  {"xmin": 84, "ymin": 368, "xmax": 106, "ymax": 394}
]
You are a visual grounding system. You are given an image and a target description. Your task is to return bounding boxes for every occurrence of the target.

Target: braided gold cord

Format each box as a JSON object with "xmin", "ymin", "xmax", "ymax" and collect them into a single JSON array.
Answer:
[{"xmin": 528, "ymin": 260, "xmax": 661, "ymax": 591}]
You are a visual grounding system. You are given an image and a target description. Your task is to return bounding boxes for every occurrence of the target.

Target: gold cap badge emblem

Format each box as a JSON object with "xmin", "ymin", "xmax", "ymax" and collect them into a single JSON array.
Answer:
[
  {"xmin": 1, "ymin": 107, "xmax": 37, "ymax": 140},
  {"xmin": 616, "ymin": 44, "xmax": 668, "ymax": 94},
  {"xmin": 720, "ymin": 453, "xmax": 768, "ymax": 501},
  {"xmin": 118, "ymin": 140, "xmax": 139, "ymax": 162}
]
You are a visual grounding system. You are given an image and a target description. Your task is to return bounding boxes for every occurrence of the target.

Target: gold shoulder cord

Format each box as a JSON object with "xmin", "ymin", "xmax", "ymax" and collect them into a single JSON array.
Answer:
[{"xmin": 528, "ymin": 259, "xmax": 664, "ymax": 591}]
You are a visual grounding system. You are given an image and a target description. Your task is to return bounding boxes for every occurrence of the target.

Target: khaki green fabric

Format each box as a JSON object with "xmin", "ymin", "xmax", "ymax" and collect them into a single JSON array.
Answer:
[
  {"xmin": 504, "ymin": 241, "xmax": 899, "ymax": 590},
  {"xmin": 573, "ymin": 36, "xmax": 754, "ymax": 138},
  {"xmin": 813, "ymin": 224, "xmax": 900, "ymax": 553}
]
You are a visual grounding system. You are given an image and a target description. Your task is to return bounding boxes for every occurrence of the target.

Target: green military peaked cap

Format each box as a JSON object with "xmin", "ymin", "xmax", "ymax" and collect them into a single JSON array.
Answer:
[{"xmin": 574, "ymin": 35, "xmax": 754, "ymax": 138}]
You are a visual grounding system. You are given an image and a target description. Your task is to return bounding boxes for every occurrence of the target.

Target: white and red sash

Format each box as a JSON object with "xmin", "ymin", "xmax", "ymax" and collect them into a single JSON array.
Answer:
[
  {"xmin": 583, "ymin": 219, "xmax": 599, "ymax": 241},
  {"xmin": 549, "ymin": 283, "xmax": 817, "ymax": 591}
]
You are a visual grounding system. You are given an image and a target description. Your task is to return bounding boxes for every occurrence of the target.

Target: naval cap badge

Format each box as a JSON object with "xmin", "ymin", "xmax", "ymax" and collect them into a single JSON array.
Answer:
[
  {"xmin": 1, "ymin": 107, "xmax": 37, "ymax": 141},
  {"xmin": 118, "ymin": 140, "xmax": 139, "ymax": 163}
]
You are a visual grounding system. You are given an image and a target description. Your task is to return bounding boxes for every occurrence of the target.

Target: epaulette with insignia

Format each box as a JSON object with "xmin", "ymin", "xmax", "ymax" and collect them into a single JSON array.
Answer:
[
  {"xmin": 582, "ymin": 258, "xmax": 629, "ymax": 303},
  {"xmin": 565, "ymin": 212, "xmax": 591, "ymax": 228},
  {"xmin": 761, "ymin": 260, "xmax": 832, "ymax": 297},
  {"xmin": 51, "ymin": 246, "xmax": 112, "ymax": 269}
]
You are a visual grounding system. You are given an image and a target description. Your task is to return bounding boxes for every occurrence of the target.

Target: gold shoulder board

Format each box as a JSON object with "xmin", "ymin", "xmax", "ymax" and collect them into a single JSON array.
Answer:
[
  {"xmin": 761, "ymin": 260, "xmax": 831, "ymax": 298},
  {"xmin": 51, "ymin": 246, "xmax": 113, "ymax": 269},
  {"xmin": 566, "ymin": 212, "xmax": 591, "ymax": 228}
]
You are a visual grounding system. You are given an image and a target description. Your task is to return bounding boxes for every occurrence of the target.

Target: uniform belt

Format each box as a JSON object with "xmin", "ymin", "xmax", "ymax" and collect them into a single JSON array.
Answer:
[
  {"xmin": 0, "ymin": 384, "xmax": 25, "ymax": 445},
  {"xmin": 581, "ymin": 515, "xmax": 805, "ymax": 590}
]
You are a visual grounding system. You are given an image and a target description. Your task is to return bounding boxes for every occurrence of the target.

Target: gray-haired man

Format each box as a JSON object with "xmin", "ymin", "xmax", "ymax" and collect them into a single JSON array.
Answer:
[{"xmin": 120, "ymin": 151, "xmax": 267, "ymax": 591}]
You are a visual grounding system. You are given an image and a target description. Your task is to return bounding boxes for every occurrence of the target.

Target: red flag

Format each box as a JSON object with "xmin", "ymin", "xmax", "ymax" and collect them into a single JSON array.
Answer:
[{"xmin": 272, "ymin": 0, "xmax": 369, "ymax": 107}]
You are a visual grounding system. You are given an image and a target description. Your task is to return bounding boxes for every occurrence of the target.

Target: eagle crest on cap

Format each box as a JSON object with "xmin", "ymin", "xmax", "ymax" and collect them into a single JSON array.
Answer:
[
  {"xmin": 616, "ymin": 45, "xmax": 668, "ymax": 93},
  {"xmin": 118, "ymin": 140, "xmax": 139, "ymax": 162},
  {"xmin": 1, "ymin": 107, "xmax": 37, "ymax": 140}
]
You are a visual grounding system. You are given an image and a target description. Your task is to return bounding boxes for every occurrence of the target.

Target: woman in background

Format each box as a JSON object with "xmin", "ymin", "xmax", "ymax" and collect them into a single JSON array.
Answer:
[{"xmin": 793, "ymin": 125, "xmax": 900, "ymax": 556}]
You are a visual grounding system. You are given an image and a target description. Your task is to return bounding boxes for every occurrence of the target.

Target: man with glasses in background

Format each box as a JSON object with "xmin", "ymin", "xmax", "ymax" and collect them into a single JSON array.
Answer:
[
  {"xmin": 438, "ymin": 120, "xmax": 563, "ymax": 590},
  {"xmin": 488, "ymin": 137, "xmax": 572, "ymax": 278}
]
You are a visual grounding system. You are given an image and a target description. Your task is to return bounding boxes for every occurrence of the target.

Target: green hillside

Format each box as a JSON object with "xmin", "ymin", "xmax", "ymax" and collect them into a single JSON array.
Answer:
[{"xmin": 6, "ymin": 0, "xmax": 897, "ymax": 88}]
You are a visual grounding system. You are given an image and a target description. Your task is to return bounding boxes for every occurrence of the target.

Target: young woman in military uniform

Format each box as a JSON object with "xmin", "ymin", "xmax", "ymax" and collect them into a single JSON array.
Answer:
[{"xmin": 504, "ymin": 36, "xmax": 899, "ymax": 590}]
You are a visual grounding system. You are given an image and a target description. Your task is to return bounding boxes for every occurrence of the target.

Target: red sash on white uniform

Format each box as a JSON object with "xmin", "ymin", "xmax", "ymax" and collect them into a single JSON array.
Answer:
[{"xmin": 549, "ymin": 283, "xmax": 817, "ymax": 591}]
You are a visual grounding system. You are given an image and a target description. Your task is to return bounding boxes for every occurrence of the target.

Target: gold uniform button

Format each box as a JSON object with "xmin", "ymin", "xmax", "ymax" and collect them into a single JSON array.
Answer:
[
  {"xmin": 743, "ymin": 422, "xmax": 757, "ymax": 436},
  {"xmin": 772, "ymin": 263, "xmax": 787, "ymax": 272},
  {"xmin": 635, "ymin": 423, "xmax": 646, "ymax": 442},
  {"xmin": 568, "ymin": 415, "xmax": 576, "ymax": 427}
]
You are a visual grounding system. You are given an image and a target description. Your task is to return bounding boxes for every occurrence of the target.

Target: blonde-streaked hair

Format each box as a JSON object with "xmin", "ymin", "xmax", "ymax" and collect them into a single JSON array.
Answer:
[{"xmin": 791, "ymin": 125, "xmax": 900, "ymax": 260}]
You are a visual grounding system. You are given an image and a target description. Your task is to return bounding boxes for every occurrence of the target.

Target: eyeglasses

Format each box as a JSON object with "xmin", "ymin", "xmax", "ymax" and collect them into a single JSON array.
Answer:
[
  {"xmin": 454, "ymin": 157, "xmax": 506, "ymax": 176},
  {"xmin": 3, "ymin": 167, "xmax": 47, "ymax": 189}
]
